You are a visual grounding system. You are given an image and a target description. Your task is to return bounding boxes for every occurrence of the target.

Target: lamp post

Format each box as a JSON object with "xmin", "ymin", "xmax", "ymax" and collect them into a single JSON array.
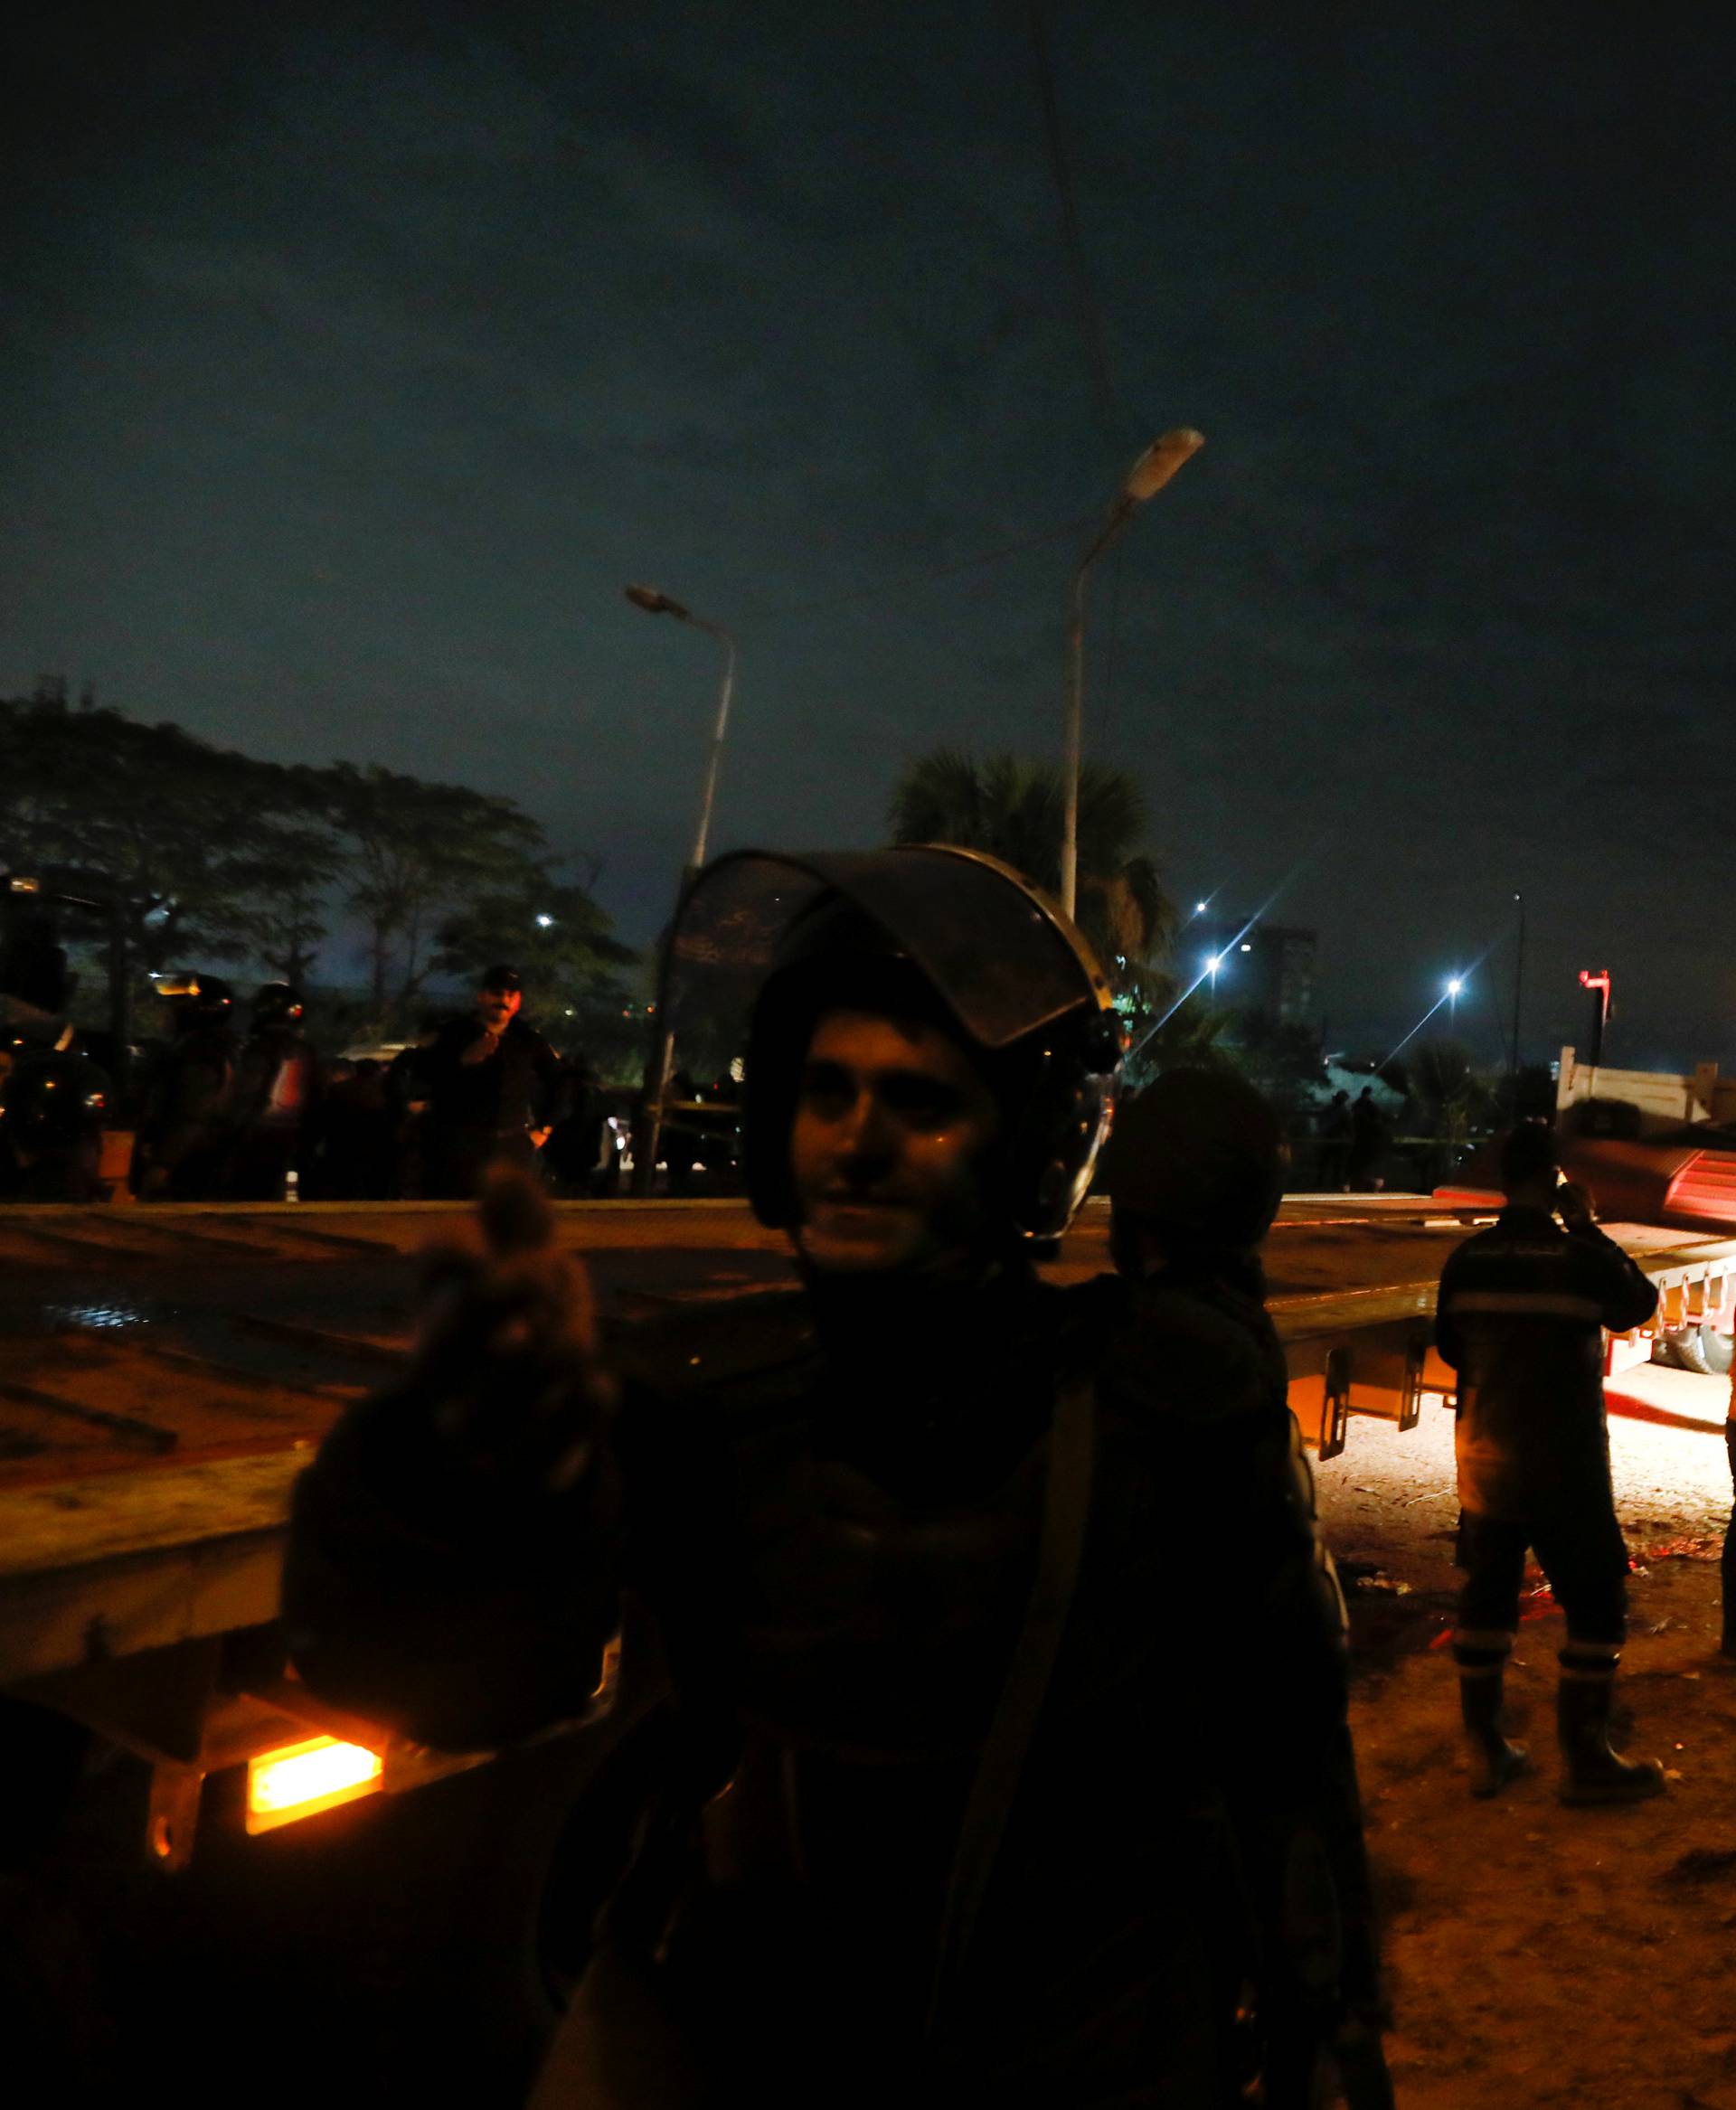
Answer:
[
  {"xmin": 1507, "ymin": 890, "xmax": 1526, "ymax": 1101},
  {"xmin": 1060, "ymin": 428, "xmax": 1203, "ymax": 921},
  {"xmin": 624, "ymin": 584, "xmax": 740, "ymax": 1192}
]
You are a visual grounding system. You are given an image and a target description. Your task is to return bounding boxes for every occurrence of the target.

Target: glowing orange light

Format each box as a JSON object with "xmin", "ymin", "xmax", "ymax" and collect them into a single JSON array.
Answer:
[{"xmin": 245, "ymin": 1736, "xmax": 383, "ymax": 1834}]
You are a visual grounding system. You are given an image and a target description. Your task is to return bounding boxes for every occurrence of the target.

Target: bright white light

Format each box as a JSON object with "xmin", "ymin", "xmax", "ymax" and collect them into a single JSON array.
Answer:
[
  {"xmin": 1447, "ymin": 976, "xmax": 1464, "ymax": 997},
  {"xmin": 1239, "ymin": 942, "xmax": 1252, "ymax": 953},
  {"xmin": 1203, "ymin": 953, "xmax": 1222, "ymax": 974},
  {"xmin": 535, "ymin": 913, "xmax": 554, "ymax": 928},
  {"xmin": 1194, "ymin": 900, "xmax": 1208, "ymax": 914}
]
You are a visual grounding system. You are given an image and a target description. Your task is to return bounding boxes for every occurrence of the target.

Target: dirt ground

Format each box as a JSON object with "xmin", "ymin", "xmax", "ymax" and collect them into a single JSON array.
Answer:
[{"xmin": 1315, "ymin": 1365, "xmax": 1736, "ymax": 2110}]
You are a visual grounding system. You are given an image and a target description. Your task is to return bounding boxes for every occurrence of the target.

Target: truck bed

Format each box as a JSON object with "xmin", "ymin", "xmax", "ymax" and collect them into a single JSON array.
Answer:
[{"xmin": 4, "ymin": 1197, "xmax": 1732, "ymax": 1685}]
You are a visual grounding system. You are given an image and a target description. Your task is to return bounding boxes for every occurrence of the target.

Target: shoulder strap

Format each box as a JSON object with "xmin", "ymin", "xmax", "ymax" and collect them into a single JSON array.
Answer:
[{"xmin": 927, "ymin": 1370, "xmax": 1097, "ymax": 2034}]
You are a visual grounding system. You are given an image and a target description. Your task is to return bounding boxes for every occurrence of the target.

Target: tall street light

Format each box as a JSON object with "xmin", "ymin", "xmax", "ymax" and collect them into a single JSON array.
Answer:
[
  {"xmin": 1060, "ymin": 428, "xmax": 1204, "ymax": 921},
  {"xmin": 624, "ymin": 583, "xmax": 740, "ymax": 1192},
  {"xmin": 1507, "ymin": 890, "xmax": 1526, "ymax": 1099}
]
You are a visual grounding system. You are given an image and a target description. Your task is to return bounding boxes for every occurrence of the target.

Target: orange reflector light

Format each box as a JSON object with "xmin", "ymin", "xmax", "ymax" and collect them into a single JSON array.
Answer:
[{"xmin": 245, "ymin": 1736, "xmax": 383, "ymax": 1834}]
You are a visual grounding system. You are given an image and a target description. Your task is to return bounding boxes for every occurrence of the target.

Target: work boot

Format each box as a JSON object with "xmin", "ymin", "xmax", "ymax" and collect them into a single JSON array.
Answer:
[
  {"xmin": 1458, "ymin": 1669, "xmax": 1530, "ymax": 1799},
  {"xmin": 1557, "ymin": 1654, "xmax": 1665, "ymax": 1806}
]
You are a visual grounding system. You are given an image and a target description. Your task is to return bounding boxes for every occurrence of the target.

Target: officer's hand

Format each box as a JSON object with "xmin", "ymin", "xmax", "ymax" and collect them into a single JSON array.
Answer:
[
  {"xmin": 1556, "ymin": 1180, "xmax": 1596, "ymax": 1230},
  {"xmin": 410, "ymin": 1163, "xmax": 614, "ymax": 1494}
]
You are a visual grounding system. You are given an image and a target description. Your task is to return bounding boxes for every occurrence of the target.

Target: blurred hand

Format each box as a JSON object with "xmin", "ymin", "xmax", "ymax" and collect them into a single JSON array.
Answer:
[
  {"xmin": 410, "ymin": 1163, "xmax": 614, "ymax": 1493},
  {"xmin": 1556, "ymin": 1181, "xmax": 1596, "ymax": 1229}
]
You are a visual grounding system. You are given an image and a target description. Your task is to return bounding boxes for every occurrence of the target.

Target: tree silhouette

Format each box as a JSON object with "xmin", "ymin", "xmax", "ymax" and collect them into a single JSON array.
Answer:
[
  {"xmin": 0, "ymin": 686, "xmax": 337, "ymax": 1059},
  {"xmin": 315, "ymin": 762, "xmax": 545, "ymax": 1013},
  {"xmin": 433, "ymin": 868, "xmax": 637, "ymax": 1033},
  {"xmin": 887, "ymin": 747, "xmax": 1175, "ymax": 997}
]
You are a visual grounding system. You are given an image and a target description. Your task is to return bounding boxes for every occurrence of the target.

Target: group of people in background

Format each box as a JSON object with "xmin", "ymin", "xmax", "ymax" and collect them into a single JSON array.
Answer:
[{"xmin": 125, "ymin": 965, "xmax": 622, "ymax": 1206}]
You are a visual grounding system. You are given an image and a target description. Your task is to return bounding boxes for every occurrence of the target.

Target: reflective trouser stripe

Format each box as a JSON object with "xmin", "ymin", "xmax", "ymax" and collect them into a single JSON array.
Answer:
[
  {"xmin": 1560, "ymin": 1641, "xmax": 1621, "ymax": 1680},
  {"xmin": 1453, "ymin": 1627, "xmax": 1515, "ymax": 1672},
  {"xmin": 1446, "ymin": 1290, "xmax": 1606, "ymax": 1323}
]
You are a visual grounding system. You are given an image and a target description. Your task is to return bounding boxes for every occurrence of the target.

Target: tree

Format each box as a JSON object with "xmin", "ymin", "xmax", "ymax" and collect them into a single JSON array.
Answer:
[
  {"xmin": 887, "ymin": 748, "xmax": 1175, "ymax": 999},
  {"xmin": 1225, "ymin": 1010, "xmax": 1329, "ymax": 1129},
  {"xmin": 0, "ymin": 687, "xmax": 339, "ymax": 1061},
  {"xmin": 432, "ymin": 868, "xmax": 637, "ymax": 1035},
  {"xmin": 316, "ymin": 762, "xmax": 546, "ymax": 1014}
]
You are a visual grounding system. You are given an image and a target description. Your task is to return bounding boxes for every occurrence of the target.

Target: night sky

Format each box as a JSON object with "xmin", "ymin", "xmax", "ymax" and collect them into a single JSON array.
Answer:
[{"xmin": 5, "ymin": 5, "xmax": 1731, "ymax": 1069}]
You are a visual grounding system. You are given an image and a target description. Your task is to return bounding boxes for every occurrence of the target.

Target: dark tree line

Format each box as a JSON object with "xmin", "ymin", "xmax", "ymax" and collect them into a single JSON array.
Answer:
[{"xmin": 0, "ymin": 683, "xmax": 636, "ymax": 1052}]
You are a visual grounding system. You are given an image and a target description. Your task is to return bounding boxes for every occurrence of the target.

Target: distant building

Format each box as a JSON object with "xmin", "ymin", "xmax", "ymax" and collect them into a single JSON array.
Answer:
[{"xmin": 1193, "ymin": 918, "xmax": 1316, "ymax": 1026}]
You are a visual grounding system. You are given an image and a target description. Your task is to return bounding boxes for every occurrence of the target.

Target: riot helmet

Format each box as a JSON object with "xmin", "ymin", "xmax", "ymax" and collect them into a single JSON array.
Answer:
[
  {"xmin": 252, "ymin": 981, "xmax": 306, "ymax": 1028},
  {"xmin": 156, "ymin": 973, "xmax": 235, "ymax": 1033},
  {"xmin": 667, "ymin": 846, "xmax": 1121, "ymax": 1248},
  {"xmin": 0, "ymin": 1040, "xmax": 109, "ymax": 1154}
]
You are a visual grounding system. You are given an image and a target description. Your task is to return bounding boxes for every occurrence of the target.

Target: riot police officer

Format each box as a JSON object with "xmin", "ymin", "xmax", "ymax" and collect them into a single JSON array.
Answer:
[
  {"xmin": 222, "ymin": 982, "xmax": 321, "ymax": 1201},
  {"xmin": 420, "ymin": 966, "xmax": 566, "ymax": 1199},
  {"xmin": 0, "ymin": 1022, "xmax": 111, "ymax": 1201},
  {"xmin": 284, "ymin": 847, "xmax": 1387, "ymax": 2106},
  {"xmin": 130, "ymin": 974, "xmax": 238, "ymax": 1201}
]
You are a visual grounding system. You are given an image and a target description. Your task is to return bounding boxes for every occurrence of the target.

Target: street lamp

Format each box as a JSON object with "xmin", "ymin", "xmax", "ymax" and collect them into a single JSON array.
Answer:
[
  {"xmin": 1507, "ymin": 890, "xmax": 1526, "ymax": 1097},
  {"xmin": 625, "ymin": 583, "xmax": 741, "ymax": 1192},
  {"xmin": 534, "ymin": 912, "xmax": 554, "ymax": 929},
  {"xmin": 1060, "ymin": 428, "xmax": 1204, "ymax": 920}
]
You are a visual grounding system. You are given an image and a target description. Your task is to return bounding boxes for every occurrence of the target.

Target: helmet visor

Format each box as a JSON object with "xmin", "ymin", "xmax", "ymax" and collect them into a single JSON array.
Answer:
[{"xmin": 667, "ymin": 845, "xmax": 1114, "ymax": 1055}]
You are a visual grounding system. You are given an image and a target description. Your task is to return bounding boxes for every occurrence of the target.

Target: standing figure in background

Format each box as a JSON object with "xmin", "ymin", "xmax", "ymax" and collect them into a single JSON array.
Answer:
[
  {"xmin": 130, "ymin": 975, "xmax": 237, "ymax": 1201},
  {"xmin": 0, "ymin": 1022, "xmax": 111, "ymax": 1201},
  {"xmin": 420, "ymin": 966, "xmax": 565, "ymax": 1200},
  {"xmin": 1723, "ymin": 1361, "xmax": 1736, "ymax": 1659},
  {"xmin": 1318, "ymin": 1089, "xmax": 1353, "ymax": 1192},
  {"xmin": 223, "ymin": 983, "xmax": 322, "ymax": 1201},
  {"xmin": 1347, "ymin": 1087, "xmax": 1386, "ymax": 1192},
  {"xmin": 1437, "ymin": 1118, "xmax": 1664, "ymax": 1804}
]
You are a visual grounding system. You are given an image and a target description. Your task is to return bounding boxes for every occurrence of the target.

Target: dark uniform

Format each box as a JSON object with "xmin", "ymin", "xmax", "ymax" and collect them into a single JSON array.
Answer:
[
  {"xmin": 282, "ymin": 847, "xmax": 1385, "ymax": 2106},
  {"xmin": 223, "ymin": 985, "xmax": 321, "ymax": 1201},
  {"xmin": 1438, "ymin": 1198, "xmax": 1662, "ymax": 1800},
  {"xmin": 129, "ymin": 977, "xmax": 237, "ymax": 1201},
  {"xmin": 421, "ymin": 1010, "xmax": 565, "ymax": 1199},
  {"xmin": 0, "ymin": 1031, "xmax": 110, "ymax": 1201}
]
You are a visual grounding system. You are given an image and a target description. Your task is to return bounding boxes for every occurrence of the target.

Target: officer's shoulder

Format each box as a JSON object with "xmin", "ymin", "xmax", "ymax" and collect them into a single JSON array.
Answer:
[
  {"xmin": 1093, "ymin": 1275, "xmax": 1287, "ymax": 1428},
  {"xmin": 613, "ymin": 1286, "xmax": 816, "ymax": 1399},
  {"xmin": 1448, "ymin": 1216, "xmax": 1567, "ymax": 1265}
]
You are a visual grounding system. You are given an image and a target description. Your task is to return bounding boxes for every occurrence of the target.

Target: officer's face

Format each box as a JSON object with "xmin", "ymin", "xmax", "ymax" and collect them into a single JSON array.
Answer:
[
  {"xmin": 477, "ymin": 986, "xmax": 521, "ymax": 1031},
  {"xmin": 789, "ymin": 1009, "xmax": 1001, "ymax": 1276}
]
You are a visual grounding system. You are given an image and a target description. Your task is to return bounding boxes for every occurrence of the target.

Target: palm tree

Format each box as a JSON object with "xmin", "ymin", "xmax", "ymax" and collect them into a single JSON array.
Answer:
[{"xmin": 887, "ymin": 748, "xmax": 1175, "ymax": 997}]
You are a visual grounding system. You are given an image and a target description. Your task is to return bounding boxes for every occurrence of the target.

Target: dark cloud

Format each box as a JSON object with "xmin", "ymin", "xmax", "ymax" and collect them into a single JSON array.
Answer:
[{"xmin": 2, "ymin": 2, "xmax": 1730, "ymax": 1066}]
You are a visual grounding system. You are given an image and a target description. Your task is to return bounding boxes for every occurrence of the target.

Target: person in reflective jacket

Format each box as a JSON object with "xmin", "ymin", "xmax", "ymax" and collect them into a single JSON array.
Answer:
[
  {"xmin": 1437, "ymin": 1117, "xmax": 1663, "ymax": 1804},
  {"xmin": 284, "ymin": 846, "xmax": 1368, "ymax": 2105}
]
